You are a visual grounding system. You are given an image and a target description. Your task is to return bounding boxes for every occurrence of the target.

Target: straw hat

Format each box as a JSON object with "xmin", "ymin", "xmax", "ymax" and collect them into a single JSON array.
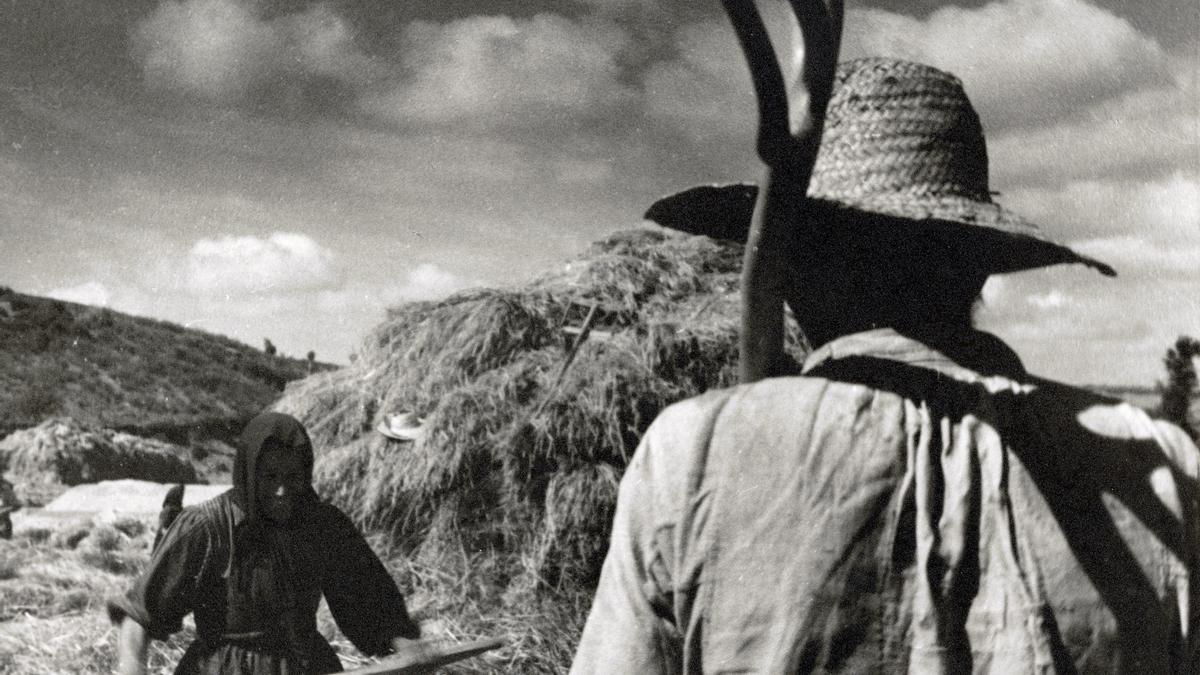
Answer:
[
  {"xmin": 646, "ymin": 57, "xmax": 1115, "ymax": 277},
  {"xmin": 376, "ymin": 412, "xmax": 425, "ymax": 441}
]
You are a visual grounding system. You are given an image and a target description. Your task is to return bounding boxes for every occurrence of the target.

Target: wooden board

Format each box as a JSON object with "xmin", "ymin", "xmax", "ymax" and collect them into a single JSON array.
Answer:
[{"xmin": 346, "ymin": 637, "xmax": 503, "ymax": 674}]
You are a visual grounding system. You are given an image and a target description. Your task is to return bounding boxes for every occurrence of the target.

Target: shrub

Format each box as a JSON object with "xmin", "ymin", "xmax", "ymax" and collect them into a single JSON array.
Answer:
[
  {"xmin": 79, "ymin": 547, "xmax": 138, "ymax": 575},
  {"xmin": 84, "ymin": 523, "xmax": 124, "ymax": 552},
  {"xmin": 112, "ymin": 516, "xmax": 148, "ymax": 539},
  {"xmin": 51, "ymin": 521, "xmax": 94, "ymax": 549},
  {"xmin": 51, "ymin": 588, "xmax": 92, "ymax": 614},
  {"xmin": 0, "ymin": 543, "xmax": 25, "ymax": 580},
  {"xmin": 1159, "ymin": 335, "xmax": 1200, "ymax": 441},
  {"xmin": 18, "ymin": 527, "xmax": 52, "ymax": 544}
]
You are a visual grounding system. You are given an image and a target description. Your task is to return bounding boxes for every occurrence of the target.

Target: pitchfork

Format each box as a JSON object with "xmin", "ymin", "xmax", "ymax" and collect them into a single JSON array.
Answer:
[{"xmin": 721, "ymin": 0, "xmax": 842, "ymax": 383}]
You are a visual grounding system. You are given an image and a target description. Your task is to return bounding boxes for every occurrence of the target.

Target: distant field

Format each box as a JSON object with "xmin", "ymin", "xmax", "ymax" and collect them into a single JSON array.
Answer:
[{"xmin": 1091, "ymin": 386, "xmax": 1161, "ymax": 411}]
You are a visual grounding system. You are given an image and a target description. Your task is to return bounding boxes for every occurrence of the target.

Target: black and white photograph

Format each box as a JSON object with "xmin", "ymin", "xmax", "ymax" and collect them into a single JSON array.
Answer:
[{"xmin": 1, "ymin": 0, "xmax": 1197, "ymax": 672}]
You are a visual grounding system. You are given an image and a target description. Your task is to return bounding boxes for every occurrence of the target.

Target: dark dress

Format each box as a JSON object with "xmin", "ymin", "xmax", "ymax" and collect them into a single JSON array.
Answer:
[
  {"xmin": 112, "ymin": 412, "xmax": 419, "ymax": 674},
  {"xmin": 108, "ymin": 490, "xmax": 418, "ymax": 674}
]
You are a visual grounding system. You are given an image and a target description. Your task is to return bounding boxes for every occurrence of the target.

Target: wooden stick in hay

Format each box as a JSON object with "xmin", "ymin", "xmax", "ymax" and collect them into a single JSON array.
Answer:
[{"xmin": 534, "ymin": 302, "xmax": 599, "ymax": 417}]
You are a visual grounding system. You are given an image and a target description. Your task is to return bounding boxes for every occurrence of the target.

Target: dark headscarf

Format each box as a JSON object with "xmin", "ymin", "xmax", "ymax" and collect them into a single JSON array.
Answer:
[{"xmin": 232, "ymin": 412, "xmax": 318, "ymax": 527}]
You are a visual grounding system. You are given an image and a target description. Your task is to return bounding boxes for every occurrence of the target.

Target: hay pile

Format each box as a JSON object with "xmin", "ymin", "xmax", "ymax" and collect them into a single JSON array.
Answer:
[
  {"xmin": 278, "ymin": 230, "xmax": 805, "ymax": 601},
  {"xmin": 0, "ymin": 418, "xmax": 198, "ymax": 507}
]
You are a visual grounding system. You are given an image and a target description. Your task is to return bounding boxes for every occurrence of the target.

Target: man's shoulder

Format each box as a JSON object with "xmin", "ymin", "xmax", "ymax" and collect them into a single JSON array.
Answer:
[
  {"xmin": 648, "ymin": 376, "xmax": 854, "ymax": 458},
  {"xmin": 1019, "ymin": 375, "xmax": 1200, "ymax": 477},
  {"xmin": 657, "ymin": 376, "xmax": 841, "ymax": 423}
]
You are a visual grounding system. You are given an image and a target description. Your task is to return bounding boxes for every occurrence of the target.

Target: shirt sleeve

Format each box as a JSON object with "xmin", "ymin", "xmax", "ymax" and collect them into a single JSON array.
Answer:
[
  {"xmin": 570, "ymin": 419, "xmax": 684, "ymax": 675},
  {"xmin": 106, "ymin": 507, "xmax": 213, "ymax": 640},
  {"xmin": 319, "ymin": 504, "xmax": 420, "ymax": 656}
]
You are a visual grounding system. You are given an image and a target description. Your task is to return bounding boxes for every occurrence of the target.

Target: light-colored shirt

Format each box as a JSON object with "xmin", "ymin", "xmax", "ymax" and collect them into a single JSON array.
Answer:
[{"xmin": 572, "ymin": 328, "xmax": 1200, "ymax": 673}]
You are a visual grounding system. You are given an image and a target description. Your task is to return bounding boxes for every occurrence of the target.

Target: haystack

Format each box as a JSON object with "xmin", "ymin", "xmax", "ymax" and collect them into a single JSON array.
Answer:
[
  {"xmin": 276, "ymin": 229, "xmax": 805, "ymax": 598},
  {"xmin": 0, "ymin": 417, "xmax": 198, "ymax": 506}
]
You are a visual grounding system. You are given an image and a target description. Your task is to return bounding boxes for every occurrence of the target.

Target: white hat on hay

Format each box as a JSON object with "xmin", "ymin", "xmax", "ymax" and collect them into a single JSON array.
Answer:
[
  {"xmin": 376, "ymin": 412, "xmax": 425, "ymax": 441},
  {"xmin": 645, "ymin": 57, "xmax": 1115, "ymax": 277}
]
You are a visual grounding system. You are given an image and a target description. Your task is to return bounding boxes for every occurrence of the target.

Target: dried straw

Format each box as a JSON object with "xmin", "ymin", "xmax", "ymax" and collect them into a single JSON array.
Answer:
[{"xmin": 280, "ymin": 229, "xmax": 801, "ymax": 602}]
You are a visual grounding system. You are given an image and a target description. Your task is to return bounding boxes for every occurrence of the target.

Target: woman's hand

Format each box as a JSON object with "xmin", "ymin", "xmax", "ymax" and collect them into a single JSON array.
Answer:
[
  {"xmin": 115, "ymin": 617, "xmax": 149, "ymax": 675},
  {"xmin": 388, "ymin": 636, "xmax": 434, "ymax": 666}
]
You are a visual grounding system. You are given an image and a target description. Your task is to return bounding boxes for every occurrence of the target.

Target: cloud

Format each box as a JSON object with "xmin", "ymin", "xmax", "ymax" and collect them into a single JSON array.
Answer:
[
  {"xmin": 843, "ymin": 0, "xmax": 1170, "ymax": 129},
  {"xmin": 642, "ymin": 17, "xmax": 753, "ymax": 143},
  {"xmin": 303, "ymin": 265, "xmax": 476, "ymax": 314},
  {"xmin": 131, "ymin": 0, "xmax": 379, "ymax": 108},
  {"xmin": 361, "ymin": 14, "xmax": 635, "ymax": 131},
  {"xmin": 976, "ymin": 258, "xmax": 1197, "ymax": 385},
  {"xmin": 184, "ymin": 231, "xmax": 342, "ymax": 295},
  {"xmin": 1074, "ymin": 237, "xmax": 1200, "ymax": 281},
  {"xmin": 1001, "ymin": 172, "xmax": 1200, "ymax": 245},
  {"xmin": 988, "ymin": 70, "xmax": 1197, "ymax": 186},
  {"xmin": 47, "ymin": 280, "xmax": 112, "ymax": 307},
  {"xmin": 389, "ymin": 263, "xmax": 476, "ymax": 302}
]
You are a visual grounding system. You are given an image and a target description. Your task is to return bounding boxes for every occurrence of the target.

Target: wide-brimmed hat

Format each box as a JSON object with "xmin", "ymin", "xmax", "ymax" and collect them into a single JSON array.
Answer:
[
  {"xmin": 645, "ymin": 57, "xmax": 1115, "ymax": 277},
  {"xmin": 376, "ymin": 411, "xmax": 425, "ymax": 441}
]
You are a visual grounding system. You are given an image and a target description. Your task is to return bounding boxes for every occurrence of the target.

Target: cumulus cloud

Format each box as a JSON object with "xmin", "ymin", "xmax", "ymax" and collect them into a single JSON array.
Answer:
[
  {"xmin": 185, "ymin": 231, "xmax": 342, "ymax": 295},
  {"xmin": 976, "ymin": 273, "xmax": 1183, "ymax": 384},
  {"xmin": 1002, "ymin": 172, "xmax": 1200, "ymax": 243},
  {"xmin": 389, "ymin": 263, "xmax": 476, "ymax": 302},
  {"xmin": 47, "ymin": 281, "xmax": 112, "ymax": 307},
  {"xmin": 988, "ymin": 76, "xmax": 1197, "ymax": 186},
  {"xmin": 642, "ymin": 17, "xmax": 753, "ymax": 142},
  {"xmin": 361, "ymin": 14, "xmax": 635, "ymax": 131},
  {"xmin": 131, "ymin": 0, "xmax": 379, "ymax": 107},
  {"xmin": 842, "ymin": 0, "xmax": 1170, "ymax": 129},
  {"xmin": 1074, "ymin": 237, "xmax": 1200, "ymax": 281}
]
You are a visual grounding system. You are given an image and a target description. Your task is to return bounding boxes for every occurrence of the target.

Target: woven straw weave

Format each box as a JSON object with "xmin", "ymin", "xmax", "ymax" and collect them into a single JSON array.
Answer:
[
  {"xmin": 646, "ymin": 57, "xmax": 1115, "ymax": 276},
  {"xmin": 809, "ymin": 58, "xmax": 1037, "ymax": 235}
]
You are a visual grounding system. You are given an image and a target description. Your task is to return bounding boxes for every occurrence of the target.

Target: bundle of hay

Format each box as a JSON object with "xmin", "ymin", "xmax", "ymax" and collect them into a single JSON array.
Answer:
[
  {"xmin": 0, "ymin": 417, "xmax": 198, "ymax": 506},
  {"xmin": 276, "ymin": 230, "xmax": 804, "ymax": 599}
]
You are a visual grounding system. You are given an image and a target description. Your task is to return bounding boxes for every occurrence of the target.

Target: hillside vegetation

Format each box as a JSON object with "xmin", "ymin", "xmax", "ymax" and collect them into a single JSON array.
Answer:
[{"xmin": 0, "ymin": 287, "xmax": 327, "ymax": 440}]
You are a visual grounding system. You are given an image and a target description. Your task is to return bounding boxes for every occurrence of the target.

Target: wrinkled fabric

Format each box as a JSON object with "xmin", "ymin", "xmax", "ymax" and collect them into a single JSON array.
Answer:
[
  {"xmin": 109, "ymin": 412, "xmax": 419, "ymax": 674},
  {"xmin": 572, "ymin": 328, "xmax": 1200, "ymax": 674}
]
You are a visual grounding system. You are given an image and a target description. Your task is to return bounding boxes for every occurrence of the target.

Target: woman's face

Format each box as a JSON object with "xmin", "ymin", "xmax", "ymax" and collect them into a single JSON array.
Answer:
[{"xmin": 256, "ymin": 446, "xmax": 307, "ymax": 524}]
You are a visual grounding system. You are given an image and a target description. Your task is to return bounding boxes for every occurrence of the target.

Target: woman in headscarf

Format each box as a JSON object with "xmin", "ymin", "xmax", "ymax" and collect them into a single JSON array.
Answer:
[{"xmin": 109, "ymin": 412, "xmax": 420, "ymax": 674}]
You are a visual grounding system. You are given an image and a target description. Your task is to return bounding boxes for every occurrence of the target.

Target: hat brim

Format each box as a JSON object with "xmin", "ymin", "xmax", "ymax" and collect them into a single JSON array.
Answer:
[
  {"xmin": 376, "ymin": 420, "xmax": 422, "ymax": 441},
  {"xmin": 644, "ymin": 183, "xmax": 1116, "ymax": 277}
]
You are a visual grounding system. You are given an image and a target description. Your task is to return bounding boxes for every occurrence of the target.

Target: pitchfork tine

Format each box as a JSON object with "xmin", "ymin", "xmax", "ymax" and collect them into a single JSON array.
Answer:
[
  {"xmin": 721, "ymin": 0, "xmax": 842, "ymax": 170},
  {"xmin": 720, "ymin": 0, "xmax": 790, "ymax": 164}
]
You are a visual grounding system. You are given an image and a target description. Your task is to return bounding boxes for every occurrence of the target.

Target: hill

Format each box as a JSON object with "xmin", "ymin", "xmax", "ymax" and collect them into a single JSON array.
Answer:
[{"xmin": 0, "ymin": 286, "xmax": 330, "ymax": 442}]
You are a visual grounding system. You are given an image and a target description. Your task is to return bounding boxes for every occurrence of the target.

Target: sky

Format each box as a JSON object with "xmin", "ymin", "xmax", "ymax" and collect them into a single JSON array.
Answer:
[{"xmin": 1, "ymin": 0, "xmax": 1196, "ymax": 386}]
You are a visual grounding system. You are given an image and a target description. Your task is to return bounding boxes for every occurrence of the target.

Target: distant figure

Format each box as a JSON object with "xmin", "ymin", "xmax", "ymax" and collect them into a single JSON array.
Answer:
[
  {"xmin": 572, "ymin": 2, "xmax": 1200, "ymax": 672},
  {"xmin": 0, "ymin": 477, "xmax": 18, "ymax": 540},
  {"xmin": 109, "ymin": 412, "xmax": 423, "ymax": 674},
  {"xmin": 152, "ymin": 483, "xmax": 185, "ymax": 552}
]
